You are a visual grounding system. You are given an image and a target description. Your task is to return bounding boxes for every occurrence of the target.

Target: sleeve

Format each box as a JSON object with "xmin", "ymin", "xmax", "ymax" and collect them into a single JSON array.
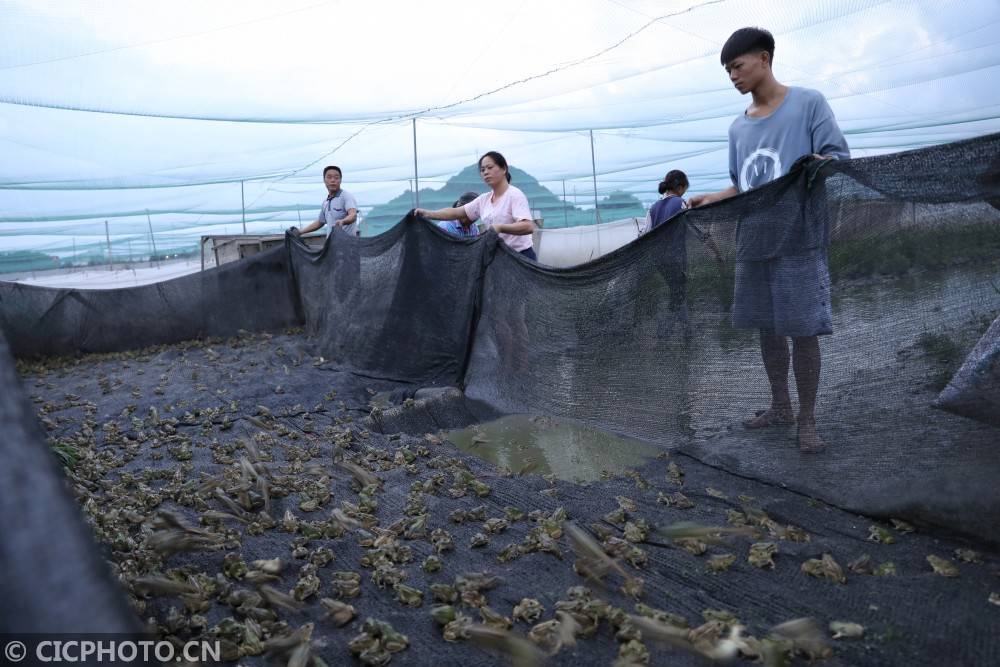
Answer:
[
  {"xmin": 811, "ymin": 93, "xmax": 850, "ymax": 160},
  {"xmin": 315, "ymin": 203, "xmax": 325, "ymax": 225},
  {"xmin": 463, "ymin": 194, "xmax": 485, "ymax": 222},
  {"xmin": 343, "ymin": 191, "xmax": 358, "ymax": 211},
  {"xmin": 509, "ymin": 189, "xmax": 532, "ymax": 221},
  {"xmin": 728, "ymin": 124, "xmax": 739, "ymax": 189}
]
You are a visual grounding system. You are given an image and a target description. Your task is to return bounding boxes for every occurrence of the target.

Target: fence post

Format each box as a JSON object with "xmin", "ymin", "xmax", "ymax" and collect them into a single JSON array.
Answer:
[{"xmin": 104, "ymin": 220, "xmax": 113, "ymax": 271}]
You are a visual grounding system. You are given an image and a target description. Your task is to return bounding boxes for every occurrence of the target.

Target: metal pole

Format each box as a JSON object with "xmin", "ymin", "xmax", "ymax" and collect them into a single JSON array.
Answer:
[
  {"xmin": 241, "ymin": 180, "xmax": 247, "ymax": 234},
  {"xmin": 146, "ymin": 210, "xmax": 160, "ymax": 268},
  {"xmin": 104, "ymin": 220, "xmax": 113, "ymax": 271},
  {"xmin": 589, "ymin": 130, "xmax": 600, "ymax": 224},
  {"xmin": 72, "ymin": 237, "xmax": 76, "ymax": 272},
  {"xmin": 562, "ymin": 180, "xmax": 568, "ymax": 226},
  {"xmin": 127, "ymin": 239, "xmax": 132, "ymax": 266},
  {"xmin": 412, "ymin": 118, "xmax": 420, "ymax": 208},
  {"xmin": 590, "ymin": 130, "xmax": 601, "ymax": 254}
]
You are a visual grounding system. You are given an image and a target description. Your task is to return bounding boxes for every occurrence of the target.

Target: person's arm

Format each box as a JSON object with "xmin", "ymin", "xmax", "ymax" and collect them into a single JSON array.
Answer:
[
  {"xmin": 639, "ymin": 209, "xmax": 652, "ymax": 235},
  {"xmin": 414, "ymin": 206, "xmax": 466, "ymax": 221},
  {"xmin": 297, "ymin": 216, "xmax": 325, "ymax": 234},
  {"xmin": 335, "ymin": 209, "xmax": 358, "ymax": 226},
  {"xmin": 335, "ymin": 193, "xmax": 359, "ymax": 226},
  {"xmin": 492, "ymin": 219, "xmax": 535, "ymax": 235},
  {"xmin": 688, "ymin": 186, "xmax": 738, "ymax": 208},
  {"xmin": 811, "ymin": 93, "xmax": 850, "ymax": 160},
  {"xmin": 691, "ymin": 124, "xmax": 742, "ymax": 208},
  {"xmin": 494, "ymin": 190, "xmax": 536, "ymax": 235}
]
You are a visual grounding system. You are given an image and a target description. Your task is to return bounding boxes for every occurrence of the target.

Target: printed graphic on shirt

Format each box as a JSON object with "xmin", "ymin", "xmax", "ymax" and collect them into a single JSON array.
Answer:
[{"xmin": 740, "ymin": 147, "xmax": 782, "ymax": 191}]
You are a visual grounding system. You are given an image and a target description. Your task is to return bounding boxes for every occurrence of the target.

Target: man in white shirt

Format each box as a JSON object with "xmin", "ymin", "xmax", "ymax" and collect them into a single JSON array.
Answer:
[{"xmin": 293, "ymin": 165, "xmax": 359, "ymax": 237}]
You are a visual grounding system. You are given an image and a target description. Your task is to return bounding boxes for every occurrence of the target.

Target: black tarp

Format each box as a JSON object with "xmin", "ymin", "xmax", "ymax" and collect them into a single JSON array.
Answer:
[{"xmin": 0, "ymin": 329, "xmax": 141, "ymax": 634}]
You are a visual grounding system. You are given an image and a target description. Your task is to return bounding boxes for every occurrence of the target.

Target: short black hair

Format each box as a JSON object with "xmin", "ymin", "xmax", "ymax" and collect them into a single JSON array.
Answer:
[
  {"xmin": 453, "ymin": 191, "xmax": 479, "ymax": 208},
  {"xmin": 658, "ymin": 170, "xmax": 689, "ymax": 195},
  {"xmin": 323, "ymin": 165, "xmax": 342, "ymax": 177},
  {"xmin": 720, "ymin": 27, "xmax": 775, "ymax": 66}
]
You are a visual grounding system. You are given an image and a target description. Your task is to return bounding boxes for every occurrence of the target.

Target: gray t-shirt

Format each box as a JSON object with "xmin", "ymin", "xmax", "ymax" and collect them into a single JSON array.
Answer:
[
  {"xmin": 729, "ymin": 86, "xmax": 849, "ymax": 191},
  {"xmin": 317, "ymin": 189, "xmax": 359, "ymax": 235},
  {"xmin": 728, "ymin": 87, "xmax": 849, "ymax": 259}
]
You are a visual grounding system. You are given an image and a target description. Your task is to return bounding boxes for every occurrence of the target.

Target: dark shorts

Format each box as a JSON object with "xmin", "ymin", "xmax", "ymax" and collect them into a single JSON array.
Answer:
[
  {"xmin": 731, "ymin": 248, "xmax": 832, "ymax": 337},
  {"xmin": 519, "ymin": 247, "xmax": 537, "ymax": 261}
]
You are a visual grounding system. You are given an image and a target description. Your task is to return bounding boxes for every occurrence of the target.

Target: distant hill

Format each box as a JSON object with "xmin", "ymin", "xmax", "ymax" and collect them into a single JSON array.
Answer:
[
  {"xmin": 363, "ymin": 164, "xmax": 646, "ymax": 235},
  {"xmin": 0, "ymin": 250, "xmax": 60, "ymax": 274}
]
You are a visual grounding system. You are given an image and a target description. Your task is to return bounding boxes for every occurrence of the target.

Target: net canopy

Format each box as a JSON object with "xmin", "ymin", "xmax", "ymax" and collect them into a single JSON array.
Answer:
[{"xmin": 2, "ymin": 0, "xmax": 1000, "ymax": 269}]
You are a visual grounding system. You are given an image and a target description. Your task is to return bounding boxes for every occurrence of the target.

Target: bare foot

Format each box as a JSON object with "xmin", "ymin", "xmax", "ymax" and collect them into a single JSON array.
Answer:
[
  {"xmin": 797, "ymin": 421, "xmax": 828, "ymax": 453},
  {"xmin": 743, "ymin": 407, "xmax": 795, "ymax": 429}
]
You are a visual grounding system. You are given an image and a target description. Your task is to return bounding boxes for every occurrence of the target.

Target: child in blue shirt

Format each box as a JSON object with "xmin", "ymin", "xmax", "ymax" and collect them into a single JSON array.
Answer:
[{"xmin": 436, "ymin": 192, "xmax": 481, "ymax": 238}]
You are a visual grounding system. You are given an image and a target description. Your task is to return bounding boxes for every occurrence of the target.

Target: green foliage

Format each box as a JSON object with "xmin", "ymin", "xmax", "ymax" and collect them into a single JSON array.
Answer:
[
  {"xmin": 51, "ymin": 441, "xmax": 80, "ymax": 470},
  {"xmin": 916, "ymin": 309, "xmax": 998, "ymax": 390},
  {"xmin": 829, "ymin": 222, "xmax": 1000, "ymax": 282},
  {"xmin": 916, "ymin": 332, "xmax": 964, "ymax": 366},
  {"xmin": 0, "ymin": 250, "xmax": 61, "ymax": 273}
]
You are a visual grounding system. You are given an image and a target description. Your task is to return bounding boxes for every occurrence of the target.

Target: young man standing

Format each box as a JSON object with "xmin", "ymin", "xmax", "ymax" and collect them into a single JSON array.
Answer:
[
  {"xmin": 294, "ymin": 165, "xmax": 359, "ymax": 237},
  {"xmin": 688, "ymin": 27, "xmax": 849, "ymax": 452}
]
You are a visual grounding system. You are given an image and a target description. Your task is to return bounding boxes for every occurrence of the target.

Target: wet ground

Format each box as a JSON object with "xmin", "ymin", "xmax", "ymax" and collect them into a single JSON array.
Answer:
[
  {"xmin": 15, "ymin": 326, "xmax": 1000, "ymax": 666},
  {"xmin": 678, "ymin": 265, "xmax": 1000, "ymax": 542}
]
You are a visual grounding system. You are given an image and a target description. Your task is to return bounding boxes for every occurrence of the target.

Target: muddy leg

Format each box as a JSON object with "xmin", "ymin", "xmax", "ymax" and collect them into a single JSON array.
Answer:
[
  {"xmin": 792, "ymin": 335, "xmax": 827, "ymax": 452},
  {"xmin": 743, "ymin": 331, "xmax": 795, "ymax": 428}
]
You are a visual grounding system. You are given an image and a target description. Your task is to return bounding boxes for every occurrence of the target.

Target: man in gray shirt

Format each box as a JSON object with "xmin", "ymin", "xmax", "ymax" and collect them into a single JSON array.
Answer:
[
  {"xmin": 689, "ymin": 27, "xmax": 849, "ymax": 453},
  {"xmin": 294, "ymin": 165, "xmax": 359, "ymax": 237}
]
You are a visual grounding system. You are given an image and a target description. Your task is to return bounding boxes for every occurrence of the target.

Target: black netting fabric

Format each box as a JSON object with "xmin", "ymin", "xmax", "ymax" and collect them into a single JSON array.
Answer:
[
  {"xmin": 0, "ymin": 246, "xmax": 300, "ymax": 358},
  {"xmin": 0, "ymin": 134, "xmax": 999, "ymax": 665},
  {"xmin": 288, "ymin": 223, "xmax": 487, "ymax": 386},
  {"xmin": 0, "ymin": 330, "xmax": 141, "ymax": 634}
]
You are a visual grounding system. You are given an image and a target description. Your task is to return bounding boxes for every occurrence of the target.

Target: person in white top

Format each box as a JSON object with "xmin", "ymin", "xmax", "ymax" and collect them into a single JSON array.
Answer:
[
  {"xmin": 291, "ymin": 165, "xmax": 359, "ymax": 237},
  {"xmin": 416, "ymin": 151, "xmax": 537, "ymax": 260}
]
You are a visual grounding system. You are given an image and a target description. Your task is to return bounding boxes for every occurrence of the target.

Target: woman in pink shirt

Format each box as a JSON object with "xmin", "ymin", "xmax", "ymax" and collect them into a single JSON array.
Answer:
[{"xmin": 416, "ymin": 151, "xmax": 537, "ymax": 260}]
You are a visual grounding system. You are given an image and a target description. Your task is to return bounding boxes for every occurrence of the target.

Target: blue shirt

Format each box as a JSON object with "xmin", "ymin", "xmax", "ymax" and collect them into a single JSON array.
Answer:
[
  {"xmin": 648, "ymin": 195, "xmax": 685, "ymax": 231},
  {"xmin": 437, "ymin": 221, "xmax": 480, "ymax": 238},
  {"xmin": 648, "ymin": 195, "xmax": 687, "ymax": 267}
]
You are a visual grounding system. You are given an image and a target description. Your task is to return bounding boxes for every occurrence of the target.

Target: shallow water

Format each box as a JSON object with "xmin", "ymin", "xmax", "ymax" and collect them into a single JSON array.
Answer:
[{"xmin": 443, "ymin": 413, "xmax": 661, "ymax": 482}]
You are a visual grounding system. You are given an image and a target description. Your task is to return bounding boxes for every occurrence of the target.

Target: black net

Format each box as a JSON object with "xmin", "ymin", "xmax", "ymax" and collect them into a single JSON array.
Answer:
[
  {"xmin": 1, "ymin": 133, "xmax": 999, "ymax": 665},
  {"xmin": 0, "ymin": 330, "xmax": 141, "ymax": 634},
  {"xmin": 0, "ymin": 246, "xmax": 300, "ymax": 358},
  {"xmin": 288, "ymin": 222, "xmax": 486, "ymax": 386}
]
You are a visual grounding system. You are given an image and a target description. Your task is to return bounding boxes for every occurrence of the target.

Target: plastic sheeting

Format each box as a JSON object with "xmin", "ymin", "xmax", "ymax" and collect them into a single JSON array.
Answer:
[
  {"xmin": 936, "ymin": 312, "xmax": 1000, "ymax": 426},
  {"xmin": 534, "ymin": 217, "xmax": 645, "ymax": 268}
]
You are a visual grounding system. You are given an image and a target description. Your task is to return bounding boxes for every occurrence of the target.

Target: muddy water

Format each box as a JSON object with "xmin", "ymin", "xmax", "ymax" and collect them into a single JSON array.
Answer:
[{"xmin": 443, "ymin": 414, "xmax": 661, "ymax": 482}]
